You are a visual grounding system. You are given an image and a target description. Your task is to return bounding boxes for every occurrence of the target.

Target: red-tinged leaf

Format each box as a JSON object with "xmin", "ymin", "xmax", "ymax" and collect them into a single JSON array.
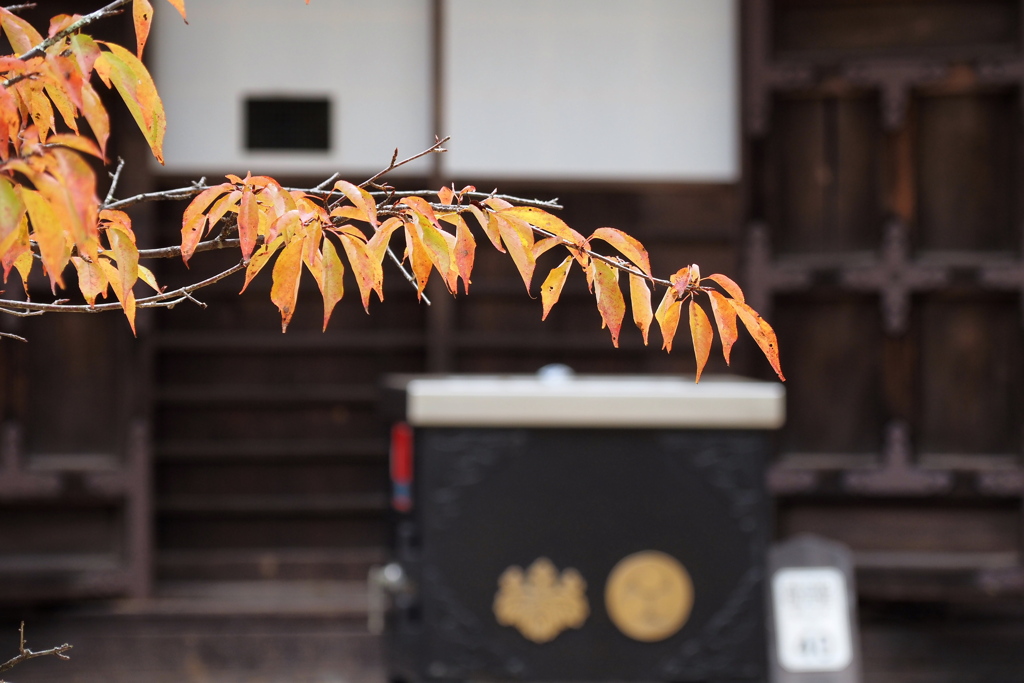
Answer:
[
  {"xmin": 0, "ymin": 7, "xmax": 44, "ymax": 55},
  {"xmin": 334, "ymin": 179, "xmax": 377, "ymax": 227},
  {"xmin": 238, "ymin": 186, "xmax": 258, "ymax": 260},
  {"xmin": 483, "ymin": 197, "xmax": 513, "ymax": 211},
  {"xmin": 592, "ymin": 259, "xmax": 626, "ymax": 347},
  {"xmin": 137, "ymin": 263, "xmax": 159, "ymax": 292},
  {"xmin": 33, "ymin": 147, "xmax": 99, "ymax": 260},
  {"xmin": 438, "ymin": 186, "xmax": 454, "ymax": 205},
  {"xmin": 95, "ymin": 42, "xmax": 166, "ymax": 163},
  {"xmin": 468, "ymin": 205, "xmax": 503, "ymax": 252},
  {"xmin": 69, "ymin": 34, "xmax": 100, "ymax": 79},
  {"xmin": 20, "ymin": 188, "xmax": 67, "ymax": 291},
  {"xmin": 100, "ymin": 208, "xmax": 133, "ymax": 235},
  {"xmin": 319, "ymin": 237, "xmax": 345, "ymax": 331},
  {"xmin": 180, "ymin": 185, "xmax": 229, "ymax": 264},
  {"xmin": 43, "ymin": 134, "xmax": 102, "ymax": 158},
  {"xmin": 339, "ymin": 233, "xmax": 378, "ymax": 311},
  {"xmin": 96, "ymin": 256, "xmax": 136, "ymax": 334},
  {"xmin": 707, "ymin": 289, "xmax": 738, "ymax": 365},
  {"xmin": 47, "ymin": 14, "xmax": 78, "ymax": 38},
  {"xmin": 164, "ymin": 0, "xmax": 187, "ymax": 22},
  {"xmin": 730, "ymin": 299, "xmax": 785, "ymax": 381},
  {"xmin": 451, "ymin": 214, "xmax": 475, "ymax": 293},
  {"xmin": 267, "ymin": 209, "xmax": 301, "ymax": 246},
  {"xmin": 689, "ymin": 300, "xmax": 713, "ymax": 382},
  {"xmin": 655, "ymin": 287, "xmax": 683, "ymax": 352},
  {"xmin": 270, "ymin": 238, "xmax": 304, "ymax": 332},
  {"xmin": 494, "ymin": 214, "xmax": 536, "ymax": 292},
  {"xmin": 109, "ymin": 226, "xmax": 139, "ymax": 299},
  {"xmin": 0, "ymin": 177, "xmax": 25, "ymax": 250},
  {"xmin": 71, "ymin": 255, "xmax": 107, "ymax": 305},
  {"xmin": 206, "ymin": 189, "xmax": 241, "ymax": 232},
  {"xmin": 400, "ymin": 196, "xmax": 441, "ymax": 229},
  {"xmin": 589, "ymin": 227, "xmax": 652, "ymax": 276},
  {"xmin": 540, "ymin": 255, "xmax": 573, "ymax": 321},
  {"xmin": 669, "ymin": 265, "xmax": 692, "ymax": 299},
  {"xmin": 0, "ymin": 86, "xmax": 18, "ymax": 159},
  {"xmin": 366, "ymin": 216, "xmax": 403, "ymax": 268},
  {"xmin": 133, "ymin": 0, "xmax": 154, "ymax": 58},
  {"xmin": 629, "ymin": 273, "xmax": 653, "ymax": 345},
  {"xmin": 413, "ymin": 212, "xmax": 452, "ymax": 289},
  {"xmin": 330, "ymin": 206, "xmax": 365, "ymax": 222},
  {"xmin": 703, "ymin": 272, "xmax": 745, "ymax": 303},
  {"xmin": 80, "ymin": 81, "xmax": 109, "ymax": 156},
  {"xmin": 403, "ymin": 219, "xmax": 432, "ymax": 297},
  {"xmin": 25, "ymin": 86, "xmax": 55, "ymax": 140},
  {"xmin": 240, "ymin": 235, "xmax": 283, "ymax": 293},
  {"xmin": 501, "ymin": 206, "xmax": 587, "ymax": 260}
]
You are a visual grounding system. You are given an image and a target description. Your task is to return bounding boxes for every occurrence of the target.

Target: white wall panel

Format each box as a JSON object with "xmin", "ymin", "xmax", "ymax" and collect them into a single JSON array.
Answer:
[
  {"xmin": 153, "ymin": 0, "xmax": 432, "ymax": 176},
  {"xmin": 442, "ymin": 0, "xmax": 738, "ymax": 181}
]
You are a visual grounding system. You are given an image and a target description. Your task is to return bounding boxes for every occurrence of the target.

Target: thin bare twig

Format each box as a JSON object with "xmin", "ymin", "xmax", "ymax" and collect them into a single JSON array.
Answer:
[
  {"xmin": 18, "ymin": 0, "xmax": 131, "ymax": 61},
  {"xmin": 0, "ymin": 262, "xmax": 246, "ymax": 314},
  {"xmin": 0, "ymin": 622, "xmax": 72, "ymax": 676},
  {"xmin": 358, "ymin": 136, "xmax": 450, "ymax": 190},
  {"xmin": 102, "ymin": 157, "xmax": 126, "ymax": 208},
  {"xmin": 2, "ymin": 3, "xmax": 37, "ymax": 13},
  {"xmin": 0, "ymin": 331, "xmax": 27, "ymax": 342}
]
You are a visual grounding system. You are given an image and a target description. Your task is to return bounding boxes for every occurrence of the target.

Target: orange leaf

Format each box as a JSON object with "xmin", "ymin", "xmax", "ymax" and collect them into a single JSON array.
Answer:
[
  {"xmin": 133, "ymin": 0, "xmax": 154, "ymax": 58},
  {"xmin": 108, "ymin": 226, "xmax": 139, "ymax": 300},
  {"xmin": 1, "ymin": 213, "xmax": 29, "ymax": 284},
  {"xmin": 319, "ymin": 237, "xmax": 345, "ymax": 331},
  {"xmin": 206, "ymin": 189, "xmax": 241, "ymax": 233},
  {"xmin": 0, "ymin": 7, "xmax": 44, "ymax": 55},
  {"xmin": 592, "ymin": 259, "xmax": 625, "ymax": 347},
  {"xmin": 44, "ymin": 81, "xmax": 78, "ymax": 134},
  {"xmin": 501, "ymin": 206, "xmax": 587, "ymax": 260},
  {"xmin": 163, "ymin": 0, "xmax": 187, "ymax": 22},
  {"xmin": 494, "ymin": 214, "xmax": 536, "ymax": 292},
  {"xmin": 655, "ymin": 287, "xmax": 683, "ymax": 352},
  {"xmin": 437, "ymin": 186, "xmax": 454, "ymax": 205},
  {"xmin": 366, "ymin": 216, "xmax": 402, "ymax": 270},
  {"xmin": 403, "ymin": 219, "xmax": 432, "ymax": 297},
  {"xmin": 32, "ymin": 147, "xmax": 99, "ymax": 261},
  {"xmin": 540, "ymin": 255, "xmax": 573, "ymax": 321},
  {"xmin": 180, "ymin": 185, "xmax": 229, "ymax": 264},
  {"xmin": 707, "ymin": 290, "xmax": 738, "ymax": 365},
  {"xmin": 590, "ymin": 227, "xmax": 651, "ymax": 276},
  {"xmin": 71, "ymin": 255, "xmax": 107, "ymax": 305},
  {"xmin": 468, "ymin": 205, "xmax": 503, "ymax": 252},
  {"xmin": 408, "ymin": 209, "xmax": 451, "ymax": 289},
  {"xmin": 240, "ymin": 235, "xmax": 283, "ymax": 293},
  {"xmin": 20, "ymin": 188, "xmax": 67, "ymax": 291},
  {"xmin": 730, "ymin": 299, "xmax": 784, "ymax": 381},
  {"xmin": 95, "ymin": 42, "xmax": 166, "ymax": 163},
  {"xmin": 689, "ymin": 300, "xmax": 713, "ymax": 382},
  {"xmin": 270, "ymin": 238, "xmax": 304, "ymax": 332},
  {"xmin": 69, "ymin": 34, "xmax": 101, "ymax": 79},
  {"xmin": 628, "ymin": 273, "xmax": 653, "ymax": 345},
  {"xmin": 43, "ymin": 134, "xmax": 102, "ymax": 158},
  {"xmin": 339, "ymin": 233, "xmax": 379, "ymax": 312},
  {"xmin": 97, "ymin": 255, "xmax": 136, "ymax": 335},
  {"xmin": 704, "ymin": 272, "xmax": 745, "ymax": 303},
  {"xmin": 238, "ymin": 186, "xmax": 258, "ymax": 261},
  {"xmin": 0, "ymin": 177, "xmax": 25, "ymax": 252},
  {"xmin": 80, "ymin": 81, "xmax": 109, "ymax": 157},
  {"xmin": 440, "ymin": 212, "xmax": 475, "ymax": 294},
  {"xmin": 334, "ymin": 179, "xmax": 378, "ymax": 227}
]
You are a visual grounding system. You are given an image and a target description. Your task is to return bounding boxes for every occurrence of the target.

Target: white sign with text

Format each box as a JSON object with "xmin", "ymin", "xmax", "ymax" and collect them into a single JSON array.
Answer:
[{"xmin": 772, "ymin": 567, "xmax": 853, "ymax": 673}]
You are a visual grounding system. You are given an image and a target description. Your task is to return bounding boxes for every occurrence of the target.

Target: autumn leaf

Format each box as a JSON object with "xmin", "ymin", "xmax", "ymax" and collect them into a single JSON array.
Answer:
[
  {"xmin": 707, "ymin": 289, "xmax": 738, "ymax": 365},
  {"xmin": 108, "ymin": 226, "xmax": 139, "ymax": 303},
  {"xmin": 339, "ymin": 232, "xmax": 379, "ymax": 311},
  {"xmin": 334, "ymin": 179, "xmax": 377, "ymax": 227},
  {"xmin": 133, "ymin": 0, "xmax": 154, "ymax": 58},
  {"xmin": 629, "ymin": 273, "xmax": 653, "ymax": 345},
  {"xmin": 97, "ymin": 255, "xmax": 137, "ymax": 334},
  {"xmin": 164, "ymin": 0, "xmax": 187, "ymax": 22},
  {"xmin": 468, "ymin": 204, "xmax": 503, "ymax": 252},
  {"xmin": 689, "ymin": 299, "xmax": 713, "ymax": 382},
  {"xmin": 731, "ymin": 299, "xmax": 785, "ymax": 381},
  {"xmin": 592, "ymin": 259, "xmax": 625, "ymax": 347},
  {"xmin": 703, "ymin": 272, "xmax": 745, "ymax": 303},
  {"xmin": 494, "ymin": 214, "xmax": 536, "ymax": 292},
  {"xmin": 180, "ymin": 184, "xmax": 230, "ymax": 264},
  {"xmin": 319, "ymin": 237, "xmax": 345, "ymax": 331},
  {"xmin": 439, "ymin": 212, "xmax": 475, "ymax": 293},
  {"xmin": 0, "ymin": 177, "xmax": 25, "ymax": 252},
  {"xmin": 403, "ymin": 218, "xmax": 432, "ymax": 297},
  {"xmin": 0, "ymin": 7, "xmax": 44, "ymax": 55},
  {"xmin": 20, "ymin": 187, "xmax": 67, "ymax": 290},
  {"xmin": 270, "ymin": 238, "xmax": 304, "ymax": 332},
  {"xmin": 80, "ymin": 81, "xmax": 110, "ymax": 156},
  {"xmin": 590, "ymin": 227, "xmax": 651, "ymax": 276},
  {"xmin": 540, "ymin": 255, "xmax": 573, "ymax": 320},
  {"xmin": 655, "ymin": 287, "xmax": 682, "ymax": 352},
  {"xmin": 71, "ymin": 255, "xmax": 107, "ymax": 305},
  {"xmin": 1, "ymin": 213, "xmax": 29, "ymax": 283},
  {"xmin": 95, "ymin": 42, "xmax": 166, "ymax": 163},
  {"xmin": 240, "ymin": 235, "xmax": 283, "ymax": 293},
  {"xmin": 238, "ymin": 186, "xmax": 258, "ymax": 261}
]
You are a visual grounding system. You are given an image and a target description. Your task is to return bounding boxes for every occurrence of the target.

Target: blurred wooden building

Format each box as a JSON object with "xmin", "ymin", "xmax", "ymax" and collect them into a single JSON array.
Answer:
[{"xmin": 2, "ymin": 1, "xmax": 1024, "ymax": 680}]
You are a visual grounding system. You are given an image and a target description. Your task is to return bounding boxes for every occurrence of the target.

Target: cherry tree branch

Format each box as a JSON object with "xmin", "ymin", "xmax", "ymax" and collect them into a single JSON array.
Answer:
[
  {"xmin": 0, "ymin": 622, "xmax": 72, "ymax": 678},
  {"xmin": 18, "ymin": 0, "xmax": 131, "ymax": 61}
]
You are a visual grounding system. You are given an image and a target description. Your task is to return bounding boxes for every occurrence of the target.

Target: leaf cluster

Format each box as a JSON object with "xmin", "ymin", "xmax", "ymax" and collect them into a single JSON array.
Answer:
[{"xmin": 0, "ymin": 0, "xmax": 783, "ymax": 382}]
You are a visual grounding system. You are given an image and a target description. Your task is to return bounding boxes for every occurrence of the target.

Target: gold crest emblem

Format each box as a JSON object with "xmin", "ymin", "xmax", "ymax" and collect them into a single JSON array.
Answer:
[
  {"xmin": 605, "ymin": 550, "xmax": 694, "ymax": 642},
  {"xmin": 493, "ymin": 557, "xmax": 589, "ymax": 643}
]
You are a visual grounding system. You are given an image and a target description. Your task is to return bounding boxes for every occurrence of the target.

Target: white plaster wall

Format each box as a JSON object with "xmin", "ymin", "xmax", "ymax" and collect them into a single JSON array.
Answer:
[
  {"xmin": 152, "ymin": 0, "xmax": 433, "ymax": 176},
  {"xmin": 442, "ymin": 0, "xmax": 739, "ymax": 181}
]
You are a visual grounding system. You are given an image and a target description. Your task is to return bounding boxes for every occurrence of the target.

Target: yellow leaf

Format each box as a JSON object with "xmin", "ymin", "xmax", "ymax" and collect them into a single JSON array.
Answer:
[
  {"xmin": 689, "ymin": 299, "xmax": 713, "ymax": 382},
  {"xmin": 494, "ymin": 214, "xmax": 536, "ymax": 292},
  {"xmin": 590, "ymin": 227, "xmax": 652, "ymax": 276},
  {"xmin": 133, "ymin": 0, "xmax": 154, "ymax": 58},
  {"xmin": 319, "ymin": 237, "xmax": 345, "ymax": 331},
  {"xmin": 95, "ymin": 42, "xmax": 166, "ymax": 163},
  {"xmin": 240, "ymin": 235, "xmax": 283, "ymax": 294},
  {"xmin": 109, "ymin": 226, "xmax": 139, "ymax": 300},
  {"xmin": 339, "ymin": 233, "xmax": 379, "ymax": 311},
  {"xmin": 704, "ymin": 272, "xmax": 745, "ymax": 303},
  {"xmin": 71, "ymin": 255, "xmax": 107, "ymax": 305},
  {"xmin": 334, "ymin": 179, "xmax": 377, "ymax": 227},
  {"xmin": 20, "ymin": 187, "xmax": 67, "ymax": 290},
  {"xmin": 0, "ymin": 7, "xmax": 44, "ymax": 55},
  {"xmin": 137, "ymin": 263, "xmax": 160, "ymax": 292},
  {"xmin": 403, "ymin": 218, "xmax": 432, "ymax": 297},
  {"xmin": 540, "ymin": 255, "xmax": 573, "ymax": 321},
  {"xmin": 592, "ymin": 259, "xmax": 625, "ymax": 347},
  {"xmin": 629, "ymin": 273, "xmax": 653, "ymax": 346},
  {"xmin": 270, "ymin": 238, "xmax": 304, "ymax": 332}
]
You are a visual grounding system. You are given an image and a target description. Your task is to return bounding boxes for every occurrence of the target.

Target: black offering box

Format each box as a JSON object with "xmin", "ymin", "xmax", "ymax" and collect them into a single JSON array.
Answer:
[{"xmin": 381, "ymin": 372, "xmax": 784, "ymax": 682}]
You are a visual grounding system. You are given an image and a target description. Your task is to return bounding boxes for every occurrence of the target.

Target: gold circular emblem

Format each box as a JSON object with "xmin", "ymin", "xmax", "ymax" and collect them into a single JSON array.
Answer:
[{"xmin": 605, "ymin": 550, "xmax": 694, "ymax": 642}]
